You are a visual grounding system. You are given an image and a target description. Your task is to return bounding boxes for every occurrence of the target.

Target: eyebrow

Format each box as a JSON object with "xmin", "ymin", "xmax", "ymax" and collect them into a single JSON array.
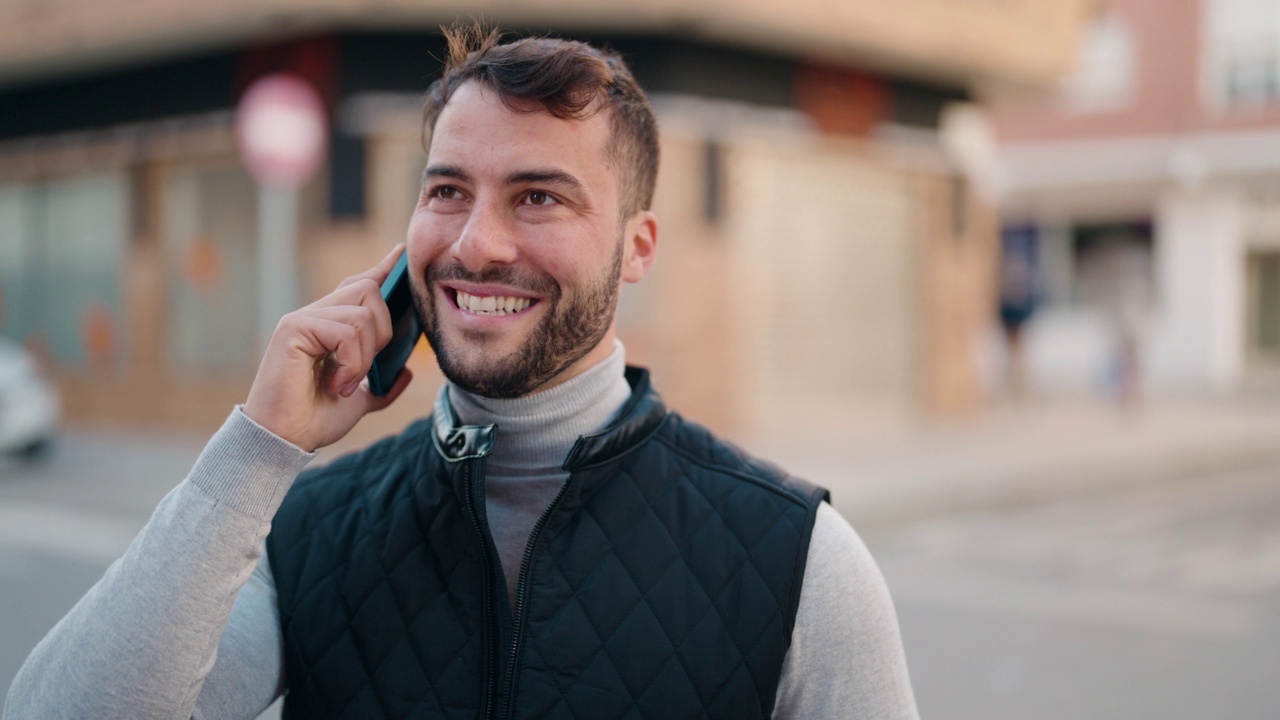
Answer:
[
  {"xmin": 423, "ymin": 165, "xmax": 470, "ymax": 184},
  {"xmin": 506, "ymin": 169, "xmax": 586, "ymax": 195},
  {"xmin": 422, "ymin": 165, "xmax": 586, "ymax": 196}
]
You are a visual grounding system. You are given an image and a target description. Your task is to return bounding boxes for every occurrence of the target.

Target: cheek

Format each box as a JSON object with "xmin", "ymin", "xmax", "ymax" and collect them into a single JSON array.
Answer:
[
  {"xmin": 537, "ymin": 220, "xmax": 619, "ymax": 278},
  {"xmin": 528, "ymin": 246, "xmax": 593, "ymax": 292},
  {"xmin": 405, "ymin": 213, "xmax": 451, "ymax": 271}
]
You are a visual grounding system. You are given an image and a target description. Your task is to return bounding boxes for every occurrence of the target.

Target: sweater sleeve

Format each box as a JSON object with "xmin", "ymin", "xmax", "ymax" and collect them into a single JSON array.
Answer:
[
  {"xmin": 3, "ymin": 408, "xmax": 313, "ymax": 720},
  {"xmin": 192, "ymin": 552, "xmax": 287, "ymax": 719},
  {"xmin": 771, "ymin": 502, "xmax": 919, "ymax": 720}
]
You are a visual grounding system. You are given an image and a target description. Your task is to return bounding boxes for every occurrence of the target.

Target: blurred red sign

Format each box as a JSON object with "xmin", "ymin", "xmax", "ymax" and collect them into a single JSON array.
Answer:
[{"xmin": 235, "ymin": 74, "xmax": 327, "ymax": 188}]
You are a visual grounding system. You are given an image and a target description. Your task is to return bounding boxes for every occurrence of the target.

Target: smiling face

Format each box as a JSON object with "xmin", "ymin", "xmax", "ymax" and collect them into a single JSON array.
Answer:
[{"xmin": 406, "ymin": 82, "xmax": 657, "ymax": 398}]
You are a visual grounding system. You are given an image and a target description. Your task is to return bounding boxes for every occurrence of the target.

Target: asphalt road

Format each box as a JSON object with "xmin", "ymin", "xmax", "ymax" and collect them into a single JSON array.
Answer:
[
  {"xmin": 3, "ymin": 427, "xmax": 1279, "ymax": 719},
  {"xmin": 865, "ymin": 463, "xmax": 1280, "ymax": 719}
]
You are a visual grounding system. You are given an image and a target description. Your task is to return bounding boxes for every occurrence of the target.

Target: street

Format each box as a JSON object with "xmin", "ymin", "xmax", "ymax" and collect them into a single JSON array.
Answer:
[
  {"xmin": 2, "ymin": 428, "xmax": 1279, "ymax": 719},
  {"xmin": 866, "ymin": 464, "xmax": 1280, "ymax": 719}
]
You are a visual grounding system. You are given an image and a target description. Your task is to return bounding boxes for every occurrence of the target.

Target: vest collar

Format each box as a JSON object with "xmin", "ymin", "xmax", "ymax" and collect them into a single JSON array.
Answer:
[
  {"xmin": 431, "ymin": 394, "xmax": 497, "ymax": 462},
  {"xmin": 431, "ymin": 365, "xmax": 668, "ymax": 470}
]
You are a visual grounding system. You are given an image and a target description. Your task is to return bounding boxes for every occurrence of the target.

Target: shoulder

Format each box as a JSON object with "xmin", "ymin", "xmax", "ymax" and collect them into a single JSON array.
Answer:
[
  {"xmin": 651, "ymin": 411, "xmax": 829, "ymax": 510},
  {"xmin": 804, "ymin": 503, "xmax": 893, "ymax": 607},
  {"xmin": 277, "ymin": 416, "xmax": 436, "ymax": 523},
  {"xmin": 269, "ymin": 416, "xmax": 437, "ymax": 576},
  {"xmin": 294, "ymin": 417, "xmax": 434, "ymax": 490}
]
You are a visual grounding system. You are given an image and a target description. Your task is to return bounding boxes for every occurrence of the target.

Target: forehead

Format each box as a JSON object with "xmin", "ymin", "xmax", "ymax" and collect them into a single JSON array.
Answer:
[{"xmin": 428, "ymin": 82, "xmax": 615, "ymax": 185}]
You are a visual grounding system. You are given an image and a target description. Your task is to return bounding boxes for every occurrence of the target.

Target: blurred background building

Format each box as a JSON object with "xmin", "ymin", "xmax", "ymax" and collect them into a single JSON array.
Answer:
[
  {"xmin": 0, "ymin": 0, "xmax": 1091, "ymax": 447},
  {"xmin": 991, "ymin": 0, "xmax": 1280, "ymax": 401}
]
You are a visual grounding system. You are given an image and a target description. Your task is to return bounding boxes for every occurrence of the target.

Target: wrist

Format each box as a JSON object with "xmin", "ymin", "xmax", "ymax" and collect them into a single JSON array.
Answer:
[{"xmin": 190, "ymin": 408, "xmax": 316, "ymax": 519}]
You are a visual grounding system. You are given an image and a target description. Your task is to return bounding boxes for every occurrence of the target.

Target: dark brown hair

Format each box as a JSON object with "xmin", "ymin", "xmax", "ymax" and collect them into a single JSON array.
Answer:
[{"xmin": 422, "ymin": 23, "xmax": 660, "ymax": 217}]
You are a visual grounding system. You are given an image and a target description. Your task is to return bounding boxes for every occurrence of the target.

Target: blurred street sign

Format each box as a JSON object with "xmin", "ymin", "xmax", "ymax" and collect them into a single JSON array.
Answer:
[
  {"xmin": 235, "ymin": 74, "xmax": 327, "ymax": 188},
  {"xmin": 235, "ymin": 73, "xmax": 328, "ymax": 351}
]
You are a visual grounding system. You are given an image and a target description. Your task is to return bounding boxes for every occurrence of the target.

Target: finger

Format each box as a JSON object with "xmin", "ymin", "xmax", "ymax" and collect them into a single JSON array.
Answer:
[
  {"xmin": 288, "ymin": 317, "xmax": 368, "ymax": 395},
  {"xmin": 362, "ymin": 367, "xmax": 414, "ymax": 413},
  {"xmin": 308, "ymin": 279, "xmax": 395, "ymax": 350},
  {"xmin": 303, "ymin": 306, "xmax": 379, "ymax": 389},
  {"xmin": 336, "ymin": 244, "xmax": 405, "ymax": 291},
  {"xmin": 304, "ymin": 282, "xmax": 395, "ymax": 354}
]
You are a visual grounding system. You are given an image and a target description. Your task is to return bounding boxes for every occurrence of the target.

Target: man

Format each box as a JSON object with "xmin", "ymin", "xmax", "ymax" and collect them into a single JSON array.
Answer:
[{"xmin": 5, "ymin": 25, "xmax": 917, "ymax": 719}]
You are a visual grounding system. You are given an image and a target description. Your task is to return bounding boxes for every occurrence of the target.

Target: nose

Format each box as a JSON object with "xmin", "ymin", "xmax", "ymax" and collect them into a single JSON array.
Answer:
[{"xmin": 452, "ymin": 198, "xmax": 517, "ymax": 273}]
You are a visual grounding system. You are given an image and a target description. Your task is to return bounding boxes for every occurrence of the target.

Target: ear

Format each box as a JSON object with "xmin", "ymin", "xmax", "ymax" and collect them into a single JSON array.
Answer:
[{"xmin": 620, "ymin": 210, "xmax": 658, "ymax": 284}]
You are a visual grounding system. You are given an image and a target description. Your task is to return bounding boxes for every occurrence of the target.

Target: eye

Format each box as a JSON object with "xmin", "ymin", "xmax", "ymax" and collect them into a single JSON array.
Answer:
[
  {"xmin": 429, "ymin": 185, "xmax": 462, "ymax": 201},
  {"xmin": 523, "ymin": 190, "xmax": 559, "ymax": 207}
]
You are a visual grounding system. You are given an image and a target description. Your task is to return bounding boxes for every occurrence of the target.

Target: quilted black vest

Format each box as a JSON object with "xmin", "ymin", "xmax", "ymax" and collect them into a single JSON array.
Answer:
[{"xmin": 267, "ymin": 367, "xmax": 829, "ymax": 720}]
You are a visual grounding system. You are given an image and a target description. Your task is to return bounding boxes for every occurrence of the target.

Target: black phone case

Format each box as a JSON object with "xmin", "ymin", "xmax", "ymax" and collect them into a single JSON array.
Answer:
[{"xmin": 367, "ymin": 252, "xmax": 422, "ymax": 397}]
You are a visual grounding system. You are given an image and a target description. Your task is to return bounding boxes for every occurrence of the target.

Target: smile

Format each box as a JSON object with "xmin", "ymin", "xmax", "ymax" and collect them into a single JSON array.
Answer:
[{"xmin": 454, "ymin": 289, "xmax": 537, "ymax": 317}]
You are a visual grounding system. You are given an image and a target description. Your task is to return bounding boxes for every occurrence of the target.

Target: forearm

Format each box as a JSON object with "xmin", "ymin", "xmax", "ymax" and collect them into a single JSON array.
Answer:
[{"xmin": 3, "ymin": 409, "xmax": 312, "ymax": 720}]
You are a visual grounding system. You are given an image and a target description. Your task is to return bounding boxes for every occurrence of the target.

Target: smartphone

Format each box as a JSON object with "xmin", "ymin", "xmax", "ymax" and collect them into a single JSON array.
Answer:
[{"xmin": 367, "ymin": 250, "xmax": 422, "ymax": 397}]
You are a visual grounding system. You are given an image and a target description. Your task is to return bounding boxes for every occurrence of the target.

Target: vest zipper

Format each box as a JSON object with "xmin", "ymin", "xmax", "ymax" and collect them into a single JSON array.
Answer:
[
  {"xmin": 461, "ymin": 459, "xmax": 498, "ymax": 720},
  {"xmin": 500, "ymin": 473, "xmax": 576, "ymax": 719}
]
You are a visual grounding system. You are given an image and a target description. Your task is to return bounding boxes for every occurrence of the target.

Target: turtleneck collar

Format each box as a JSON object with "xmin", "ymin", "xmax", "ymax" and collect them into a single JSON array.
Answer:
[{"xmin": 439, "ymin": 340, "xmax": 632, "ymax": 476}]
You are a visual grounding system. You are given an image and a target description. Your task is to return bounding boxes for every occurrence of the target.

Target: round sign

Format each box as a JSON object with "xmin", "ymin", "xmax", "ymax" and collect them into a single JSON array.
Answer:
[{"xmin": 235, "ymin": 74, "xmax": 328, "ymax": 188}]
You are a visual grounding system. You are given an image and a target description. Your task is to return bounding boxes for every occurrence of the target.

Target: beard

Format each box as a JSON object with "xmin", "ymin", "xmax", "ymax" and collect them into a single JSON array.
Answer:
[{"xmin": 414, "ymin": 241, "xmax": 623, "ymax": 399}]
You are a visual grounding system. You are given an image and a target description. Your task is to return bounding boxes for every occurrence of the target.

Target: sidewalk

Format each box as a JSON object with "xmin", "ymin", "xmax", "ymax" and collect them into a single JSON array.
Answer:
[{"xmin": 757, "ymin": 394, "xmax": 1280, "ymax": 528}]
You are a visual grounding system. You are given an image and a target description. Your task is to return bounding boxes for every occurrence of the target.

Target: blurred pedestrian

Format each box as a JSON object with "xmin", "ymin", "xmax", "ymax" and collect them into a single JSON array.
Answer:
[
  {"xmin": 999, "ymin": 226, "xmax": 1039, "ymax": 401},
  {"xmin": 5, "ymin": 23, "xmax": 918, "ymax": 720}
]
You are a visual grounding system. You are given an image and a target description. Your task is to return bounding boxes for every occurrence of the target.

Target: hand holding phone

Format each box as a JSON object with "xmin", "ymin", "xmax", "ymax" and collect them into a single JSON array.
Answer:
[{"xmin": 243, "ymin": 244, "xmax": 414, "ymax": 452}]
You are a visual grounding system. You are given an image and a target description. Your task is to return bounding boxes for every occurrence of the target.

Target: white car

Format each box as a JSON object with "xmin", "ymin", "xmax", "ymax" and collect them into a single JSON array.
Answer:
[{"xmin": 0, "ymin": 337, "xmax": 58, "ymax": 460}]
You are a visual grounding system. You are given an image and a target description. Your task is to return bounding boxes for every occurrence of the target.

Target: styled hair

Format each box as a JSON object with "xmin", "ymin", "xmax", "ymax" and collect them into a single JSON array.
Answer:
[{"xmin": 422, "ymin": 23, "xmax": 660, "ymax": 217}]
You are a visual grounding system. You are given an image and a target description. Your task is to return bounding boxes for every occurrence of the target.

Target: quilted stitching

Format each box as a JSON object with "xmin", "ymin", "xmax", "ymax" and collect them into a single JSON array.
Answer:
[
  {"xmin": 270, "ymin": 425, "xmax": 490, "ymax": 719},
  {"xmin": 513, "ymin": 419, "xmax": 817, "ymax": 720}
]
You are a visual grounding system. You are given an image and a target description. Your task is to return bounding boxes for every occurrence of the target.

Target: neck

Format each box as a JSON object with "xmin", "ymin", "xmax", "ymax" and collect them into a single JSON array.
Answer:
[{"xmin": 443, "ymin": 340, "xmax": 632, "ymax": 475}]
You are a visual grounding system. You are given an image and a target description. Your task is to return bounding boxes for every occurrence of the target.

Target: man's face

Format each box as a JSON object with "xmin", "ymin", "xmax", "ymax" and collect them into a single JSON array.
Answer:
[{"xmin": 405, "ymin": 82, "xmax": 651, "ymax": 398}]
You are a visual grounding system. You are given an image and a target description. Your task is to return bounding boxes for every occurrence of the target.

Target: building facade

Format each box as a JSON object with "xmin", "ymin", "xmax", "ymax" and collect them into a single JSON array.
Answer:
[
  {"xmin": 0, "ymin": 0, "xmax": 1089, "ymax": 444},
  {"xmin": 992, "ymin": 0, "xmax": 1280, "ymax": 398}
]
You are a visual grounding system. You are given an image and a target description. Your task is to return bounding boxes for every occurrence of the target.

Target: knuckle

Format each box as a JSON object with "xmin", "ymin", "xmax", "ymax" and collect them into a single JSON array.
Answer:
[
  {"xmin": 275, "ymin": 312, "xmax": 299, "ymax": 332},
  {"xmin": 355, "ymin": 278, "xmax": 381, "ymax": 297}
]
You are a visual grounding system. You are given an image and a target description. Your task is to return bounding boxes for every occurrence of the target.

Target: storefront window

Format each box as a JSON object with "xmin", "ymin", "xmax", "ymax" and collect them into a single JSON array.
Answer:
[
  {"xmin": 1207, "ymin": 0, "xmax": 1280, "ymax": 109},
  {"xmin": 164, "ymin": 163, "xmax": 259, "ymax": 373},
  {"xmin": 1059, "ymin": 10, "xmax": 1136, "ymax": 114},
  {"xmin": 1249, "ymin": 251, "xmax": 1280, "ymax": 359},
  {"xmin": 0, "ymin": 174, "xmax": 129, "ymax": 370}
]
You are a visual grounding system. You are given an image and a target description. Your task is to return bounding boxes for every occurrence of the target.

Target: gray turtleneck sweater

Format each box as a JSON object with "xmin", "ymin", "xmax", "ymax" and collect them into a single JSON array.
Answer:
[{"xmin": 5, "ymin": 343, "xmax": 917, "ymax": 720}]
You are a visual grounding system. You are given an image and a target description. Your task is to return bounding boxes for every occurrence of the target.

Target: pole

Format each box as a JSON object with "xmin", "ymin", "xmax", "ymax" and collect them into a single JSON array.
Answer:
[{"xmin": 257, "ymin": 183, "xmax": 300, "ymax": 353}]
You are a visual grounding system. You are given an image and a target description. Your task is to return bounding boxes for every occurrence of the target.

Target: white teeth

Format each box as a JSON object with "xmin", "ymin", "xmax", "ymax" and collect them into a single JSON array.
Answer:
[{"xmin": 455, "ymin": 290, "xmax": 534, "ymax": 316}]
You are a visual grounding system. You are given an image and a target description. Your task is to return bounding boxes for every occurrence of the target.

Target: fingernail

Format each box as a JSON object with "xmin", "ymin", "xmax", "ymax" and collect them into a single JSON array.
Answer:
[{"xmin": 341, "ymin": 380, "xmax": 361, "ymax": 397}]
